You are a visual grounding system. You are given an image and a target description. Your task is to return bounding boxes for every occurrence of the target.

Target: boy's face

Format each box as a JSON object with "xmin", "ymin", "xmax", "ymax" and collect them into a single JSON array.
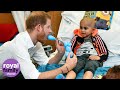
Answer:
[{"xmin": 80, "ymin": 20, "xmax": 95, "ymax": 38}]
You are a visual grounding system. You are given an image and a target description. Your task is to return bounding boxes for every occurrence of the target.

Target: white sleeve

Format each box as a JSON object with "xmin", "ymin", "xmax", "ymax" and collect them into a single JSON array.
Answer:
[
  {"xmin": 14, "ymin": 47, "xmax": 40, "ymax": 79},
  {"xmin": 32, "ymin": 42, "xmax": 49, "ymax": 65},
  {"xmin": 18, "ymin": 57, "xmax": 40, "ymax": 79}
]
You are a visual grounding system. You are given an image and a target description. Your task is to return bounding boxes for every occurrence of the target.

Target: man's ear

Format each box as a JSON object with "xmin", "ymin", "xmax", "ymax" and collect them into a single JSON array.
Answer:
[{"xmin": 35, "ymin": 24, "xmax": 42, "ymax": 32}]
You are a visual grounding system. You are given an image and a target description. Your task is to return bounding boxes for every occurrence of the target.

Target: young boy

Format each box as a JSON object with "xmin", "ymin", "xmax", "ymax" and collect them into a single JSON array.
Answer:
[{"xmin": 65, "ymin": 17, "xmax": 109, "ymax": 79}]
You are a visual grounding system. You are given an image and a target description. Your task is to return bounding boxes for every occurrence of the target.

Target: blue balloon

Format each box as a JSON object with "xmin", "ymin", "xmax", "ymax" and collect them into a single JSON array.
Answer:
[
  {"xmin": 67, "ymin": 42, "xmax": 72, "ymax": 47},
  {"xmin": 70, "ymin": 52, "xmax": 74, "ymax": 58},
  {"xmin": 64, "ymin": 42, "xmax": 68, "ymax": 48},
  {"xmin": 66, "ymin": 46, "xmax": 71, "ymax": 52},
  {"xmin": 65, "ymin": 52, "xmax": 69, "ymax": 57},
  {"xmin": 47, "ymin": 35, "xmax": 73, "ymax": 58},
  {"xmin": 47, "ymin": 35, "xmax": 56, "ymax": 41}
]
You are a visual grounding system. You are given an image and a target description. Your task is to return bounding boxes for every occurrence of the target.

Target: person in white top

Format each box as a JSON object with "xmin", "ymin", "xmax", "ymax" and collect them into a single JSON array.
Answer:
[{"xmin": 0, "ymin": 11, "xmax": 77, "ymax": 79}]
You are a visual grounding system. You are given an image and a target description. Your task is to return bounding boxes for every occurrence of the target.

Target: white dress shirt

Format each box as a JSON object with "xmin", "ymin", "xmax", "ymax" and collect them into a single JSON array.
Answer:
[{"xmin": 0, "ymin": 31, "xmax": 49, "ymax": 79}]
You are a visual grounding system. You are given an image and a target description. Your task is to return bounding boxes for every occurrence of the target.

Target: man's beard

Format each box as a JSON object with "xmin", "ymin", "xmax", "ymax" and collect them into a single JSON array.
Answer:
[{"xmin": 37, "ymin": 28, "xmax": 47, "ymax": 44}]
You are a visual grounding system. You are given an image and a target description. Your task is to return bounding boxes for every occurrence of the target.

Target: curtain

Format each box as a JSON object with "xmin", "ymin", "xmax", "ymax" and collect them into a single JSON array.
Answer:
[{"xmin": 11, "ymin": 11, "xmax": 31, "ymax": 32}]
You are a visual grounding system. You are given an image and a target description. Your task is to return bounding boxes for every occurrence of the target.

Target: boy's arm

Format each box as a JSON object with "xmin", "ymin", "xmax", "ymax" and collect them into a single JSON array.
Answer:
[
  {"xmin": 94, "ymin": 35, "xmax": 109, "ymax": 62},
  {"xmin": 71, "ymin": 35, "xmax": 78, "ymax": 51},
  {"xmin": 99, "ymin": 54, "xmax": 109, "ymax": 62},
  {"xmin": 89, "ymin": 54, "xmax": 108, "ymax": 62}
]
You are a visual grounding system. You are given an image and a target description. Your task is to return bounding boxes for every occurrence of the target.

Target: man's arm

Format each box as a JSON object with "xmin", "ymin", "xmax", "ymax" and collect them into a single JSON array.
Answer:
[
  {"xmin": 48, "ymin": 51, "xmax": 64, "ymax": 64},
  {"xmin": 38, "ymin": 54, "xmax": 77, "ymax": 79},
  {"xmin": 48, "ymin": 40, "xmax": 65, "ymax": 64},
  {"xmin": 38, "ymin": 66, "xmax": 63, "ymax": 79}
]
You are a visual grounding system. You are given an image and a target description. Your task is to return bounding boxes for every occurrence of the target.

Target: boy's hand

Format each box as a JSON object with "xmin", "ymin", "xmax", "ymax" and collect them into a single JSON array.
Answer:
[{"xmin": 89, "ymin": 55, "xmax": 100, "ymax": 60}]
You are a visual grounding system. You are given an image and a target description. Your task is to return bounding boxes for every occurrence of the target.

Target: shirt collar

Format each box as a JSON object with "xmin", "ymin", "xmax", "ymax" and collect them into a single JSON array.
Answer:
[{"xmin": 24, "ymin": 31, "xmax": 35, "ymax": 49}]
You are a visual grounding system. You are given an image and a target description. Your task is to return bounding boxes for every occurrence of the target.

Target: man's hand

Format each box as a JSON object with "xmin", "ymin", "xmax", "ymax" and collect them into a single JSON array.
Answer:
[
  {"xmin": 56, "ymin": 39, "xmax": 65, "ymax": 54},
  {"xmin": 60, "ymin": 53, "xmax": 77, "ymax": 73},
  {"xmin": 89, "ymin": 55, "xmax": 100, "ymax": 60}
]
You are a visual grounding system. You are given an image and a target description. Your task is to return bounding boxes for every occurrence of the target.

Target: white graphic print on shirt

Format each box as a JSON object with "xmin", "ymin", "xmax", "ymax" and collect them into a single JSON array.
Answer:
[{"xmin": 76, "ymin": 38, "xmax": 97, "ymax": 56}]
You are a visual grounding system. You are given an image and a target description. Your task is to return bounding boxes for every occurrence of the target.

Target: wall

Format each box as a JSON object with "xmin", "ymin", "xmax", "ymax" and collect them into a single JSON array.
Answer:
[
  {"xmin": 0, "ymin": 13, "xmax": 15, "ymax": 24},
  {"xmin": 44, "ymin": 11, "xmax": 62, "ymax": 52},
  {"xmin": 0, "ymin": 11, "xmax": 62, "ymax": 51},
  {"xmin": 0, "ymin": 13, "xmax": 18, "ymax": 42}
]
